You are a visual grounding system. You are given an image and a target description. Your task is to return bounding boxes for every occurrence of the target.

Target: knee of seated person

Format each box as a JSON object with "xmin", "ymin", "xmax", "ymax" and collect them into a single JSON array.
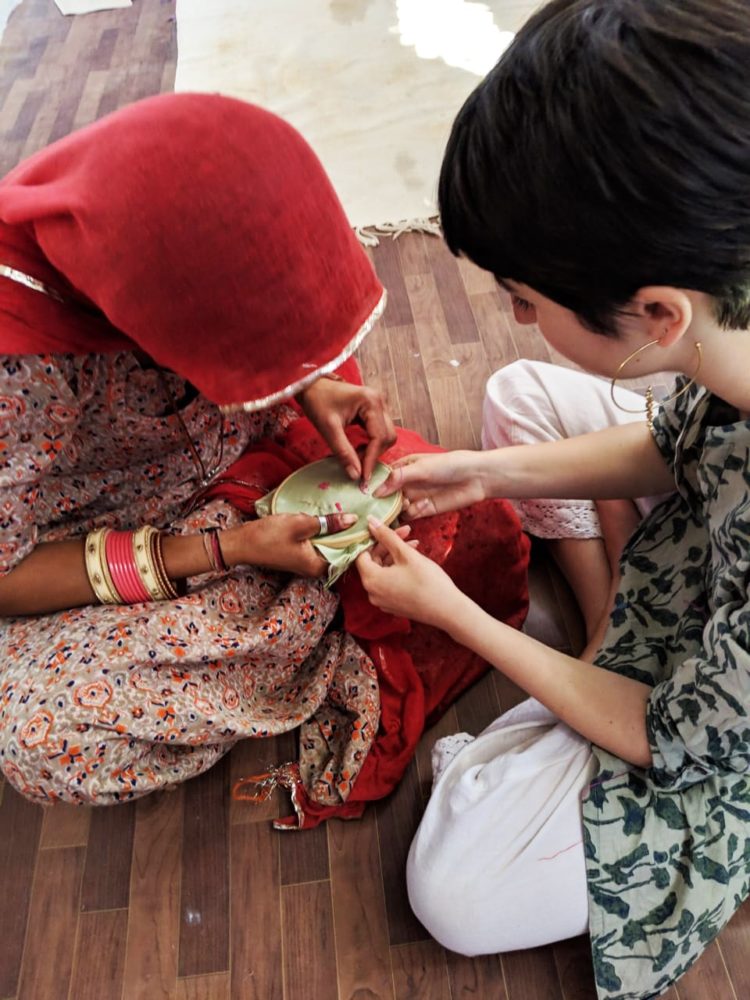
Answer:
[
  {"xmin": 482, "ymin": 359, "xmax": 553, "ymax": 449},
  {"xmin": 0, "ymin": 731, "xmax": 49, "ymax": 803},
  {"xmin": 2, "ymin": 702, "xmax": 97, "ymax": 804},
  {"xmin": 406, "ymin": 845, "xmax": 483, "ymax": 956}
]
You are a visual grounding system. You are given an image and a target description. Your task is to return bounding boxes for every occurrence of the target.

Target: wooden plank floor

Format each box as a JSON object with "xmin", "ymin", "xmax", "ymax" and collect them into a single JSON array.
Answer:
[{"xmin": 0, "ymin": 2, "xmax": 747, "ymax": 998}]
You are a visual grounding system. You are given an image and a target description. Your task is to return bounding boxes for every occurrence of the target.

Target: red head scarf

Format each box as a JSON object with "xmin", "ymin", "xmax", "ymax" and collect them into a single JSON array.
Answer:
[{"xmin": 0, "ymin": 93, "xmax": 385, "ymax": 410}]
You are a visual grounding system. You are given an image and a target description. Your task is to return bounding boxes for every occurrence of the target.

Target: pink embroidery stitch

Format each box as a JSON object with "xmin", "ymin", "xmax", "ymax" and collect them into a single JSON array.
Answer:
[
  {"xmin": 317, "ymin": 481, "xmax": 330, "ymax": 490},
  {"xmin": 537, "ymin": 839, "xmax": 583, "ymax": 862}
]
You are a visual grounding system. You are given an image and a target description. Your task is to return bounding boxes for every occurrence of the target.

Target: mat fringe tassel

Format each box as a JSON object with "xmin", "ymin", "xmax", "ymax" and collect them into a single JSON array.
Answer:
[
  {"xmin": 355, "ymin": 215, "xmax": 442, "ymax": 247},
  {"xmin": 232, "ymin": 762, "xmax": 308, "ymax": 830}
]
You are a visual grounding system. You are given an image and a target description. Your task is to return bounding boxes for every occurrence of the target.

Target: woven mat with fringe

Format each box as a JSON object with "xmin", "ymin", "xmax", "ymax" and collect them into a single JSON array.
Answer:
[{"xmin": 174, "ymin": 0, "xmax": 517, "ymax": 243}]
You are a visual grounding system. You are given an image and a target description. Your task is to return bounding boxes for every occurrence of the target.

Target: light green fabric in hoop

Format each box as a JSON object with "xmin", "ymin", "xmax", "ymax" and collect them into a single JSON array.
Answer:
[{"xmin": 255, "ymin": 457, "xmax": 402, "ymax": 586}]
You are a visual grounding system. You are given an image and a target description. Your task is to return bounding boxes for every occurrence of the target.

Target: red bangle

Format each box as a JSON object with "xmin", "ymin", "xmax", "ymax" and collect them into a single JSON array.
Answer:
[
  {"xmin": 106, "ymin": 530, "xmax": 150, "ymax": 604},
  {"xmin": 121, "ymin": 531, "xmax": 151, "ymax": 603},
  {"xmin": 209, "ymin": 528, "xmax": 228, "ymax": 572},
  {"xmin": 105, "ymin": 530, "xmax": 137, "ymax": 603}
]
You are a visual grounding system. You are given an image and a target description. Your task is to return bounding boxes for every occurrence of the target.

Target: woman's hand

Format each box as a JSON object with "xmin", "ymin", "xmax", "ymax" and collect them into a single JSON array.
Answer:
[
  {"xmin": 356, "ymin": 517, "xmax": 461, "ymax": 629},
  {"xmin": 373, "ymin": 451, "xmax": 488, "ymax": 519},
  {"xmin": 298, "ymin": 377, "xmax": 396, "ymax": 489},
  {"xmin": 223, "ymin": 512, "xmax": 356, "ymax": 578}
]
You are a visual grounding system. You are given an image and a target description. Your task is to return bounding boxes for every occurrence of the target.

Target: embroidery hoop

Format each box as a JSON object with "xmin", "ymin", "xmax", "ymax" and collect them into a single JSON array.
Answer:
[{"xmin": 271, "ymin": 456, "xmax": 402, "ymax": 549}]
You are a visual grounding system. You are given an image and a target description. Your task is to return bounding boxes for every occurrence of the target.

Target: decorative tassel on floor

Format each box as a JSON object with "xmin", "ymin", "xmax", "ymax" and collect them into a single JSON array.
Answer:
[
  {"xmin": 355, "ymin": 216, "xmax": 443, "ymax": 247},
  {"xmin": 232, "ymin": 762, "xmax": 308, "ymax": 831}
]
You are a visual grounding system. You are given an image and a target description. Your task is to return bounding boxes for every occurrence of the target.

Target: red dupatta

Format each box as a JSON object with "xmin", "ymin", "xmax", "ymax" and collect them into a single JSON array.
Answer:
[
  {"xmin": 0, "ymin": 92, "xmax": 385, "ymax": 410},
  {"xmin": 204, "ymin": 376, "xmax": 530, "ymax": 830}
]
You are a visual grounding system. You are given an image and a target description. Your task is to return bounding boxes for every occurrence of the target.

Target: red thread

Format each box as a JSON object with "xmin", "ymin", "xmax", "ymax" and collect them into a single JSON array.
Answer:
[{"xmin": 538, "ymin": 840, "xmax": 582, "ymax": 862}]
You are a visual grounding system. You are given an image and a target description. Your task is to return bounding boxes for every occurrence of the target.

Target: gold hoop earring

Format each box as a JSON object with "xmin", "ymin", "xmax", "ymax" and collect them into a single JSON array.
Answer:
[{"xmin": 610, "ymin": 340, "xmax": 703, "ymax": 430}]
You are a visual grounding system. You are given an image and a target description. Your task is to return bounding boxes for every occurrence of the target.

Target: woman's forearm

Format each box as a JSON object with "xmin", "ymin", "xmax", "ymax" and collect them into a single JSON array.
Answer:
[
  {"xmin": 447, "ymin": 592, "xmax": 654, "ymax": 768},
  {"xmin": 0, "ymin": 530, "xmax": 223, "ymax": 617},
  {"xmin": 479, "ymin": 421, "xmax": 674, "ymax": 502}
]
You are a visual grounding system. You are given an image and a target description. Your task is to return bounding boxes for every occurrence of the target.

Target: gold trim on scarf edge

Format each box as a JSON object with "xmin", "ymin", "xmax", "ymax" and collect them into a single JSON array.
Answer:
[
  {"xmin": 0, "ymin": 264, "xmax": 66, "ymax": 303},
  {"xmin": 0, "ymin": 263, "xmax": 387, "ymax": 411},
  {"xmin": 218, "ymin": 288, "xmax": 388, "ymax": 414}
]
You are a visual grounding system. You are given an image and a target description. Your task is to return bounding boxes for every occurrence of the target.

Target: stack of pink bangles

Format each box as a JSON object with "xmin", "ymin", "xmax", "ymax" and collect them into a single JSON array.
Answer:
[{"xmin": 84, "ymin": 526, "xmax": 178, "ymax": 604}]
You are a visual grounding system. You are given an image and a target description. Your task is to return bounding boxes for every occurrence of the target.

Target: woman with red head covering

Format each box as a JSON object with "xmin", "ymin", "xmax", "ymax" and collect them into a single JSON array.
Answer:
[{"xmin": 0, "ymin": 93, "xmax": 528, "ymax": 817}]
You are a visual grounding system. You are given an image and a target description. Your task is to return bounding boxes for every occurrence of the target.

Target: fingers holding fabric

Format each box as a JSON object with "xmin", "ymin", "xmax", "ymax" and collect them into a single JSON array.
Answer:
[
  {"xmin": 367, "ymin": 523, "xmax": 419, "ymax": 566},
  {"xmin": 297, "ymin": 377, "xmax": 397, "ymax": 487},
  {"xmin": 372, "ymin": 452, "xmax": 486, "ymax": 518},
  {"xmin": 357, "ymin": 517, "xmax": 458, "ymax": 627},
  {"xmin": 239, "ymin": 512, "xmax": 356, "ymax": 578},
  {"xmin": 357, "ymin": 390, "xmax": 398, "ymax": 488},
  {"xmin": 306, "ymin": 511, "xmax": 358, "ymax": 538}
]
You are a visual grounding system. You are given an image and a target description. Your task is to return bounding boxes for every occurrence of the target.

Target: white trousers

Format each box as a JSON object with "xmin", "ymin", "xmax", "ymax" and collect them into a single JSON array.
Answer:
[
  {"xmin": 406, "ymin": 360, "xmax": 655, "ymax": 955},
  {"xmin": 481, "ymin": 358, "xmax": 654, "ymax": 538},
  {"xmin": 407, "ymin": 699, "xmax": 597, "ymax": 953}
]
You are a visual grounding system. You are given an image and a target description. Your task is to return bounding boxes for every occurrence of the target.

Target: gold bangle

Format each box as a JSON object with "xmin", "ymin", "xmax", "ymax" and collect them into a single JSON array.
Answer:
[
  {"xmin": 151, "ymin": 530, "xmax": 178, "ymax": 600},
  {"xmin": 84, "ymin": 528, "xmax": 120, "ymax": 604},
  {"xmin": 132, "ymin": 526, "xmax": 170, "ymax": 602},
  {"xmin": 202, "ymin": 529, "xmax": 218, "ymax": 572}
]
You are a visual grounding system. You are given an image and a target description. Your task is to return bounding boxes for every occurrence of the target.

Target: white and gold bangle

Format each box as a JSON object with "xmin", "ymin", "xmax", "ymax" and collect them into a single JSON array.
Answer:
[
  {"xmin": 132, "ymin": 526, "xmax": 167, "ymax": 602},
  {"xmin": 133, "ymin": 526, "xmax": 177, "ymax": 602},
  {"xmin": 84, "ymin": 528, "xmax": 121, "ymax": 604}
]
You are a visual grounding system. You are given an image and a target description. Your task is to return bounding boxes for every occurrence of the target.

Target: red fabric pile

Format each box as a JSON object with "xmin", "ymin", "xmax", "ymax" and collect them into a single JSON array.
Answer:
[{"xmin": 209, "ymin": 359, "xmax": 531, "ymax": 828}]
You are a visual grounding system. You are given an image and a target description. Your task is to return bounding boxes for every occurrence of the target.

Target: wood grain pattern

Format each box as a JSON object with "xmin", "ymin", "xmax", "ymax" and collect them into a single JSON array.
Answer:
[
  {"xmin": 552, "ymin": 934, "xmax": 598, "ymax": 1000},
  {"xmin": 328, "ymin": 811, "xmax": 394, "ymax": 1000},
  {"xmin": 391, "ymin": 940, "xmax": 451, "ymax": 1000},
  {"xmin": 174, "ymin": 973, "xmax": 231, "ymax": 1000},
  {"xmin": 179, "ymin": 754, "xmax": 230, "ymax": 977},
  {"xmin": 121, "ymin": 790, "xmax": 182, "ymax": 1000},
  {"xmin": 16, "ymin": 845, "xmax": 85, "ymax": 1000},
  {"xmin": 453, "ymin": 670, "xmax": 502, "ymax": 737},
  {"xmin": 0, "ymin": 780, "xmax": 43, "ymax": 997},
  {"xmin": 356, "ymin": 318, "xmax": 402, "ymax": 424},
  {"xmin": 385, "ymin": 324, "xmax": 439, "ymax": 444},
  {"xmin": 500, "ymin": 945, "xmax": 564, "ymax": 1000},
  {"xmin": 229, "ymin": 731, "xmax": 291, "ymax": 826},
  {"xmin": 39, "ymin": 800, "xmax": 91, "ymax": 849},
  {"xmin": 398, "ymin": 231, "xmax": 431, "ymax": 277},
  {"xmin": 281, "ymin": 881, "xmax": 338, "ymax": 1000},
  {"xmin": 79, "ymin": 799, "xmax": 136, "ymax": 911},
  {"xmin": 0, "ymin": 3, "xmax": 747, "ymax": 999},
  {"xmin": 425, "ymin": 234, "xmax": 480, "ymax": 345},
  {"xmin": 279, "ymin": 811, "xmax": 330, "ymax": 886},
  {"xmin": 714, "ymin": 902, "xmax": 750, "ymax": 1000},
  {"xmin": 445, "ymin": 951, "xmax": 510, "ymax": 1000},
  {"xmin": 372, "ymin": 239, "xmax": 415, "ymax": 329},
  {"xmin": 229, "ymin": 821, "xmax": 283, "ymax": 1000},
  {"xmin": 68, "ymin": 908, "xmax": 129, "ymax": 1000},
  {"xmin": 674, "ymin": 940, "xmax": 737, "ymax": 1000},
  {"xmin": 375, "ymin": 759, "xmax": 428, "ymax": 947}
]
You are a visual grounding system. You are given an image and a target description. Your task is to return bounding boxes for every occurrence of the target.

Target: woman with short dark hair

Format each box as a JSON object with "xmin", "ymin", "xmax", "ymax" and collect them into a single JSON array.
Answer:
[{"xmin": 357, "ymin": 2, "xmax": 750, "ymax": 996}]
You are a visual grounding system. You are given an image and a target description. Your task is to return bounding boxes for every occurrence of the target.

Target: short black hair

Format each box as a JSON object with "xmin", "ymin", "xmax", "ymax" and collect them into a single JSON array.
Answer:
[{"xmin": 439, "ymin": 0, "xmax": 750, "ymax": 334}]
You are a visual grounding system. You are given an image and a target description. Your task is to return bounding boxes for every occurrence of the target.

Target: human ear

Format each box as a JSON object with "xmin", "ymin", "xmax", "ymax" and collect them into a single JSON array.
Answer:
[{"xmin": 630, "ymin": 287, "xmax": 693, "ymax": 347}]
